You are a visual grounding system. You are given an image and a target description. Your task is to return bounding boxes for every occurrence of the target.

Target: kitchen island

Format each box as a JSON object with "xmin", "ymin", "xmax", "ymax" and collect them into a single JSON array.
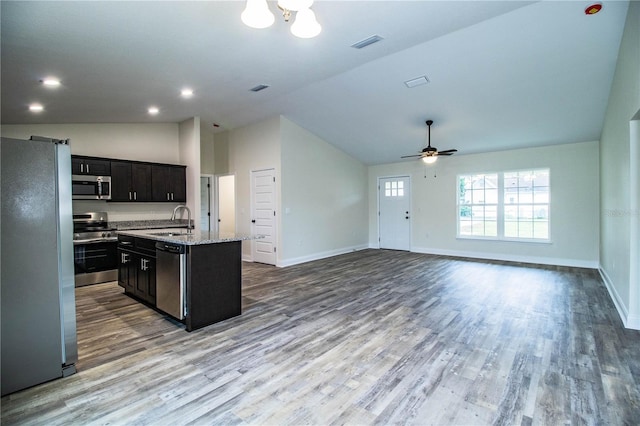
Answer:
[{"xmin": 117, "ymin": 228, "xmax": 255, "ymax": 332}]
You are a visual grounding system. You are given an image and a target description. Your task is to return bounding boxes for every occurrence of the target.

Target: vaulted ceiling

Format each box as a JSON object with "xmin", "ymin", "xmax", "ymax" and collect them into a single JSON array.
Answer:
[{"xmin": 0, "ymin": 1, "xmax": 628, "ymax": 165}]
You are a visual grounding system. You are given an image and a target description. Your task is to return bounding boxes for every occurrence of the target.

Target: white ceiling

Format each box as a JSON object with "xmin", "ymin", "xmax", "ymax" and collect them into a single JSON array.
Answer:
[{"xmin": 0, "ymin": 1, "xmax": 628, "ymax": 165}]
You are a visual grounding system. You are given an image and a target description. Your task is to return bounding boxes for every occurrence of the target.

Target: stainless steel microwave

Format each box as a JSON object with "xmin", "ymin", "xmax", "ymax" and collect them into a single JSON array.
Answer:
[{"xmin": 72, "ymin": 175, "xmax": 111, "ymax": 200}]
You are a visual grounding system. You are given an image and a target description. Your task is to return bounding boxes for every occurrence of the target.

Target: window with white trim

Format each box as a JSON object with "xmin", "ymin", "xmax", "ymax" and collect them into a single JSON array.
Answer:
[{"xmin": 457, "ymin": 169, "xmax": 550, "ymax": 241}]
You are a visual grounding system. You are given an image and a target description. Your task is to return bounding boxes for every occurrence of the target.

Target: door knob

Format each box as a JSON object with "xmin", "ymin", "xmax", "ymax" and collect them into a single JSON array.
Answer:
[{"xmin": 251, "ymin": 220, "xmax": 256, "ymax": 223}]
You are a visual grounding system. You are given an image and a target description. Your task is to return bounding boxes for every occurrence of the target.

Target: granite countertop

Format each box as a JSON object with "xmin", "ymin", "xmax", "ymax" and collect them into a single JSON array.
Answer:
[
  {"xmin": 117, "ymin": 227, "xmax": 258, "ymax": 246},
  {"xmin": 111, "ymin": 219, "xmax": 191, "ymax": 231}
]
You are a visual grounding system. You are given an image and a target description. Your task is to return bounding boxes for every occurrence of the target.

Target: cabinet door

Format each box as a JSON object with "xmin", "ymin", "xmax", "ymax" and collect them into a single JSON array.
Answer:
[
  {"xmin": 135, "ymin": 254, "xmax": 156, "ymax": 305},
  {"xmin": 151, "ymin": 165, "xmax": 171, "ymax": 201},
  {"xmin": 151, "ymin": 165, "xmax": 186, "ymax": 202},
  {"xmin": 117, "ymin": 249, "xmax": 135, "ymax": 293},
  {"xmin": 170, "ymin": 167, "xmax": 187, "ymax": 203},
  {"xmin": 131, "ymin": 163, "xmax": 152, "ymax": 202},
  {"xmin": 147, "ymin": 257, "xmax": 156, "ymax": 305},
  {"xmin": 134, "ymin": 254, "xmax": 147, "ymax": 300},
  {"xmin": 84, "ymin": 158, "xmax": 111, "ymax": 175},
  {"xmin": 71, "ymin": 157, "xmax": 84, "ymax": 175},
  {"xmin": 111, "ymin": 161, "xmax": 132, "ymax": 201},
  {"xmin": 72, "ymin": 156, "xmax": 111, "ymax": 175}
]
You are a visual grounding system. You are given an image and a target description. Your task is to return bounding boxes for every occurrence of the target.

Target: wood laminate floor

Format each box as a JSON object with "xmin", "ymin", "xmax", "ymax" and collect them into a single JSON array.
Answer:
[{"xmin": 2, "ymin": 250, "xmax": 639, "ymax": 425}]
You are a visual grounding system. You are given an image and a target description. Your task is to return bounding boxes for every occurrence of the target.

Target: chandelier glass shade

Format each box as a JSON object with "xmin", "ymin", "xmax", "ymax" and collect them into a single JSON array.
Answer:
[
  {"xmin": 241, "ymin": 0, "xmax": 321, "ymax": 38},
  {"xmin": 422, "ymin": 155, "xmax": 438, "ymax": 164},
  {"xmin": 290, "ymin": 7, "xmax": 321, "ymax": 38},
  {"xmin": 241, "ymin": 0, "xmax": 275, "ymax": 29}
]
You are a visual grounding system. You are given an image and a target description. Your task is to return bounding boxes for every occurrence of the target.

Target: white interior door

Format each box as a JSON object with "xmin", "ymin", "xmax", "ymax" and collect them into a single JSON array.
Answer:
[
  {"xmin": 216, "ymin": 174, "xmax": 236, "ymax": 234},
  {"xmin": 251, "ymin": 169, "xmax": 276, "ymax": 265},
  {"xmin": 379, "ymin": 176, "xmax": 411, "ymax": 251}
]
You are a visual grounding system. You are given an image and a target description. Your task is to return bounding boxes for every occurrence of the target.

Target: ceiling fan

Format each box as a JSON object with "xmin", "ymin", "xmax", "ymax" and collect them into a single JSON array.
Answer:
[{"xmin": 401, "ymin": 120, "xmax": 457, "ymax": 164}]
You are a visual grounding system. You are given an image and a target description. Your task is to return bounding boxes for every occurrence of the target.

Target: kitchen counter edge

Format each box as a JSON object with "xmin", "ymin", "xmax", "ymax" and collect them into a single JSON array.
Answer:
[{"xmin": 117, "ymin": 228, "xmax": 259, "ymax": 246}]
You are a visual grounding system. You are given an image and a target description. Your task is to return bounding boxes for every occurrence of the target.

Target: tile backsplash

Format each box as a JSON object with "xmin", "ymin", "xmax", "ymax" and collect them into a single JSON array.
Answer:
[{"xmin": 72, "ymin": 200, "xmax": 186, "ymax": 222}]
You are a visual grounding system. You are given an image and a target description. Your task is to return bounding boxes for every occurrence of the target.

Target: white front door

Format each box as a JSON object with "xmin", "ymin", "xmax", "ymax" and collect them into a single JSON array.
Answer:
[
  {"xmin": 379, "ymin": 176, "xmax": 411, "ymax": 251},
  {"xmin": 251, "ymin": 168, "xmax": 276, "ymax": 265}
]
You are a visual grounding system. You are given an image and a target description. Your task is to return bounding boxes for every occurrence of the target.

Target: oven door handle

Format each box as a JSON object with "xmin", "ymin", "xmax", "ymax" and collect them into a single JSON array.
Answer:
[{"xmin": 74, "ymin": 238, "xmax": 118, "ymax": 245}]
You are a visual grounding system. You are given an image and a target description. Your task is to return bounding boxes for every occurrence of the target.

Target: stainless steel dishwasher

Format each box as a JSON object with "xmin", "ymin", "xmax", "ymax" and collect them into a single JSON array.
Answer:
[{"xmin": 155, "ymin": 242, "xmax": 187, "ymax": 320}]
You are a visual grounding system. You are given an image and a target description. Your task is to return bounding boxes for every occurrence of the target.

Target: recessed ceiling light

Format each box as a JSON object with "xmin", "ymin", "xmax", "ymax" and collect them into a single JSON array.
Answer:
[
  {"xmin": 148, "ymin": 107, "xmax": 159, "ymax": 115},
  {"xmin": 29, "ymin": 104, "xmax": 44, "ymax": 112},
  {"xmin": 41, "ymin": 78, "xmax": 60, "ymax": 87},
  {"xmin": 181, "ymin": 89, "xmax": 193, "ymax": 97}
]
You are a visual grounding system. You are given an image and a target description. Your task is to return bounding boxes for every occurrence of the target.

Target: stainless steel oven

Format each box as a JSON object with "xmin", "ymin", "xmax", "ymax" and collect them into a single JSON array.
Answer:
[
  {"xmin": 73, "ymin": 212, "xmax": 118, "ymax": 286},
  {"xmin": 72, "ymin": 175, "xmax": 111, "ymax": 200}
]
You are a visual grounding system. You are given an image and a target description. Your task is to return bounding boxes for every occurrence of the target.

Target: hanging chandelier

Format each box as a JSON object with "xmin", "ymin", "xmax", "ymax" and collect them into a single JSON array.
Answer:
[{"xmin": 241, "ymin": 0, "xmax": 321, "ymax": 38}]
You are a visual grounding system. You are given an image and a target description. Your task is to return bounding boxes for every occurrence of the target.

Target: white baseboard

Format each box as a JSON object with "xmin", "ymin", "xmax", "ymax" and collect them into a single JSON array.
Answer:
[
  {"xmin": 599, "ymin": 267, "xmax": 640, "ymax": 330},
  {"xmin": 627, "ymin": 314, "xmax": 640, "ymax": 330},
  {"xmin": 277, "ymin": 244, "xmax": 369, "ymax": 268},
  {"xmin": 410, "ymin": 246, "xmax": 599, "ymax": 269}
]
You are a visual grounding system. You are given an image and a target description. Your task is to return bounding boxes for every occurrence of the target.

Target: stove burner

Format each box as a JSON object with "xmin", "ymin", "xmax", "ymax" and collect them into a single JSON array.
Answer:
[{"xmin": 73, "ymin": 212, "xmax": 115, "ymax": 241}]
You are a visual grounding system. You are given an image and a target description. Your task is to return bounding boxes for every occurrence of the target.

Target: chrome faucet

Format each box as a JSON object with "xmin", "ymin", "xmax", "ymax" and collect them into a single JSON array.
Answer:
[{"xmin": 171, "ymin": 205, "xmax": 192, "ymax": 233}]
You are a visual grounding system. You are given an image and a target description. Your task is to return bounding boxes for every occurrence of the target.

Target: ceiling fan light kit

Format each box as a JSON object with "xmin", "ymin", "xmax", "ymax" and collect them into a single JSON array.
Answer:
[
  {"xmin": 241, "ymin": 0, "xmax": 275, "ymax": 29},
  {"xmin": 241, "ymin": 0, "xmax": 321, "ymax": 38},
  {"xmin": 401, "ymin": 119, "xmax": 458, "ymax": 163}
]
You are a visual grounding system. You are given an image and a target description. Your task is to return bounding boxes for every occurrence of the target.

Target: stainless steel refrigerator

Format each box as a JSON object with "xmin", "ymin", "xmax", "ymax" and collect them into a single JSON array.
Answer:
[{"xmin": 1, "ymin": 136, "xmax": 78, "ymax": 396}]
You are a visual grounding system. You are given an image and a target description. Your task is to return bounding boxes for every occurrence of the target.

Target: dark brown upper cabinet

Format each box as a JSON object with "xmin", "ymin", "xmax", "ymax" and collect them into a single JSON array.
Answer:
[
  {"xmin": 151, "ymin": 164, "xmax": 187, "ymax": 203},
  {"xmin": 110, "ymin": 161, "xmax": 152, "ymax": 202},
  {"xmin": 71, "ymin": 156, "xmax": 111, "ymax": 176}
]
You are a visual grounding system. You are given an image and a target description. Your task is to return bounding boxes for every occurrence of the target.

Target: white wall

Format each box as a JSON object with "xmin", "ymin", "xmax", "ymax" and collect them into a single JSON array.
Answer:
[
  {"xmin": 227, "ymin": 116, "xmax": 281, "ymax": 261},
  {"xmin": 179, "ymin": 118, "xmax": 201, "ymax": 229},
  {"xmin": 369, "ymin": 141, "xmax": 600, "ymax": 268},
  {"xmin": 200, "ymin": 120, "xmax": 215, "ymax": 175},
  {"xmin": 0, "ymin": 123, "xmax": 178, "ymax": 163},
  {"xmin": 214, "ymin": 130, "xmax": 230, "ymax": 175},
  {"xmin": 280, "ymin": 117, "xmax": 368, "ymax": 266},
  {"xmin": 1, "ymin": 123, "xmax": 183, "ymax": 221},
  {"xmin": 600, "ymin": 1, "xmax": 640, "ymax": 329}
]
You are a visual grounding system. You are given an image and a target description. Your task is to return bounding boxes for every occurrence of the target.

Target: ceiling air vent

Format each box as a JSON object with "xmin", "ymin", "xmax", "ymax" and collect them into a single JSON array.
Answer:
[
  {"xmin": 250, "ymin": 84, "xmax": 270, "ymax": 92},
  {"xmin": 350, "ymin": 35, "xmax": 384, "ymax": 49},
  {"xmin": 404, "ymin": 76, "xmax": 430, "ymax": 88}
]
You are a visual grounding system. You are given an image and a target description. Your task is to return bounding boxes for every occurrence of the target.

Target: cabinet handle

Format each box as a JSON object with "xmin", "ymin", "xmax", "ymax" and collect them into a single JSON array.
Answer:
[
  {"xmin": 129, "ymin": 191, "xmax": 132, "ymax": 200},
  {"xmin": 121, "ymin": 253, "xmax": 129, "ymax": 263},
  {"xmin": 86, "ymin": 164, "xmax": 90, "ymax": 174},
  {"xmin": 134, "ymin": 191, "xmax": 137, "ymax": 201},
  {"xmin": 171, "ymin": 192, "xmax": 174, "ymax": 201},
  {"xmin": 80, "ymin": 163, "xmax": 84, "ymax": 173}
]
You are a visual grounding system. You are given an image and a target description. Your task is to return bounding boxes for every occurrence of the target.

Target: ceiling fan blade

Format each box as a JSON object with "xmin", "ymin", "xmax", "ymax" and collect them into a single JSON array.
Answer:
[
  {"xmin": 401, "ymin": 154, "xmax": 423, "ymax": 158},
  {"xmin": 437, "ymin": 152, "xmax": 454, "ymax": 156},
  {"xmin": 437, "ymin": 149, "xmax": 457, "ymax": 155}
]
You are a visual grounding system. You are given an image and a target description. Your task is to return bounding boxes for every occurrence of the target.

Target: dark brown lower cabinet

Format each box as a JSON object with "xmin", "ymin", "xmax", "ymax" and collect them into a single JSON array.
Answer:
[
  {"xmin": 117, "ymin": 247, "xmax": 136, "ymax": 294},
  {"xmin": 118, "ymin": 235, "xmax": 242, "ymax": 331},
  {"xmin": 185, "ymin": 240, "xmax": 242, "ymax": 332},
  {"xmin": 117, "ymin": 236, "xmax": 156, "ymax": 305}
]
